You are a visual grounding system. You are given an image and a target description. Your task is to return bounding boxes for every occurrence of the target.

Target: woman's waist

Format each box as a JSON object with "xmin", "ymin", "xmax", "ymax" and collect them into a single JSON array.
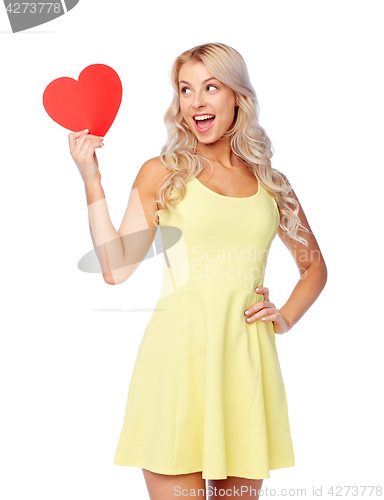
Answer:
[
  {"xmin": 161, "ymin": 264, "xmax": 266, "ymax": 296},
  {"xmin": 187, "ymin": 259, "xmax": 266, "ymax": 286}
]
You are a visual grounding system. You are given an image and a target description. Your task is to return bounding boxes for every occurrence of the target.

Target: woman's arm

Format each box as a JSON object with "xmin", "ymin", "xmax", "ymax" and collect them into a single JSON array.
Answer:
[
  {"xmin": 69, "ymin": 130, "xmax": 169, "ymax": 285},
  {"xmin": 277, "ymin": 176, "xmax": 328, "ymax": 331},
  {"xmin": 86, "ymin": 157, "xmax": 170, "ymax": 285},
  {"xmin": 86, "ymin": 177, "xmax": 124, "ymax": 285},
  {"xmin": 279, "ymin": 263, "xmax": 327, "ymax": 331}
]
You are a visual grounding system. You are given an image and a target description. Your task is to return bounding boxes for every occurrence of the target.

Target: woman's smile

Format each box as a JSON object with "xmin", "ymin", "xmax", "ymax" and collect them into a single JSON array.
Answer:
[{"xmin": 193, "ymin": 114, "xmax": 216, "ymax": 132}]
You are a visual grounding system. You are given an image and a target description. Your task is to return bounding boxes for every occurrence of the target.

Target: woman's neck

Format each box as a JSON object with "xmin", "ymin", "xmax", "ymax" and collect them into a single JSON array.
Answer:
[{"xmin": 197, "ymin": 138, "xmax": 241, "ymax": 170}]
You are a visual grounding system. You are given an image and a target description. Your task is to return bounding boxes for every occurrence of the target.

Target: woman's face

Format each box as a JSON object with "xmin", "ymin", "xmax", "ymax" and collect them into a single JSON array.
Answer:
[{"xmin": 178, "ymin": 60, "xmax": 237, "ymax": 145}]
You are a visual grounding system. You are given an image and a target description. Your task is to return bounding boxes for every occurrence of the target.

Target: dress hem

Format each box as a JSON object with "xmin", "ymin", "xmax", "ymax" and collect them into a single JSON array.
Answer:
[{"xmin": 113, "ymin": 459, "xmax": 295, "ymax": 480}]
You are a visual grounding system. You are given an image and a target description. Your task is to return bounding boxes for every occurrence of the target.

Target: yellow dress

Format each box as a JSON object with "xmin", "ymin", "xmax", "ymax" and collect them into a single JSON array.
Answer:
[{"xmin": 113, "ymin": 176, "xmax": 295, "ymax": 480}]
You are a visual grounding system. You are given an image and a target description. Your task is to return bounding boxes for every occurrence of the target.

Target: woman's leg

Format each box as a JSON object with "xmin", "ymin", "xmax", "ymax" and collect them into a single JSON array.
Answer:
[
  {"xmin": 207, "ymin": 477, "xmax": 264, "ymax": 499},
  {"xmin": 142, "ymin": 469, "xmax": 206, "ymax": 499}
]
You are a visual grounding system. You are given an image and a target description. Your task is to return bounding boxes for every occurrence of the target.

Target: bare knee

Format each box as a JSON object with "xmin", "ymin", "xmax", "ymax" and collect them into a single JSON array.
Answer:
[
  {"xmin": 207, "ymin": 476, "xmax": 263, "ymax": 499},
  {"xmin": 142, "ymin": 469, "xmax": 206, "ymax": 500}
]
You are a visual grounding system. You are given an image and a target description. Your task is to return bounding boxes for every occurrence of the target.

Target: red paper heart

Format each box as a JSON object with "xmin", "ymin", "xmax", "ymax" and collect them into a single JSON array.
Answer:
[{"xmin": 43, "ymin": 64, "xmax": 123, "ymax": 137}]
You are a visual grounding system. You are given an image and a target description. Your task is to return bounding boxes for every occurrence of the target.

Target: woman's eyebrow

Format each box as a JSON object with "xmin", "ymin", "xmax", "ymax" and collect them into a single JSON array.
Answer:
[{"xmin": 179, "ymin": 77, "xmax": 218, "ymax": 86}]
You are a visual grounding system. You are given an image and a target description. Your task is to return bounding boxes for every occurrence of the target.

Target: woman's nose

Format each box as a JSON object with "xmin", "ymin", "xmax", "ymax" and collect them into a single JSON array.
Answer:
[{"xmin": 192, "ymin": 94, "xmax": 206, "ymax": 109}]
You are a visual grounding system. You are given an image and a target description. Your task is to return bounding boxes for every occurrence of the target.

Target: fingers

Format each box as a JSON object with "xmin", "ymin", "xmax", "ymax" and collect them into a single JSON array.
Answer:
[
  {"xmin": 245, "ymin": 287, "xmax": 288, "ymax": 334},
  {"xmin": 68, "ymin": 129, "xmax": 104, "ymax": 152},
  {"xmin": 245, "ymin": 307, "xmax": 275, "ymax": 324},
  {"xmin": 254, "ymin": 286, "xmax": 269, "ymax": 299},
  {"xmin": 244, "ymin": 285, "xmax": 274, "ymax": 323},
  {"xmin": 71, "ymin": 134, "xmax": 103, "ymax": 155},
  {"xmin": 82, "ymin": 138, "xmax": 103, "ymax": 159},
  {"xmin": 68, "ymin": 128, "xmax": 88, "ymax": 150},
  {"xmin": 68, "ymin": 129, "xmax": 104, "ymax": 185},
  {"xmin": 70, "ymin": 132, "xmax": 104, "ymax": 168},
  {"xmin": 72, "ymin": 139, "xmax": 103, "ymax": 168}
]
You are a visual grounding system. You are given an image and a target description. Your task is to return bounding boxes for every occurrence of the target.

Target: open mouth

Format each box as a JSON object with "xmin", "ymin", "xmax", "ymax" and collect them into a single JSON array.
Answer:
[{"xmin": 194, "ymin": 115, "xmax": 216, "ymax": 131}]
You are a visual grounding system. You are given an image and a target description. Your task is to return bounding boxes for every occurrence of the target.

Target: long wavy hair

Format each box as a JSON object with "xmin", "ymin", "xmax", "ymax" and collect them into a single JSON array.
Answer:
[{"xmin": 152, "ymin": 42, "xmax": 310, "ymax": 246}]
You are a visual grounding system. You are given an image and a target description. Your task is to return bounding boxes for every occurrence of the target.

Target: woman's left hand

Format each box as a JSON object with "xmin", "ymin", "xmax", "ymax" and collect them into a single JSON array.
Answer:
[{"xmin": 244, "ymin": 286, "xmax": 291, "ymax": 335}]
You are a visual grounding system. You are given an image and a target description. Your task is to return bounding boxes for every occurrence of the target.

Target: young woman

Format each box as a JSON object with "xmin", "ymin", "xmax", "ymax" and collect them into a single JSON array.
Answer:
[{"xmin": 69, "ymin": 43, "xmax": 327, "ymax": 500}]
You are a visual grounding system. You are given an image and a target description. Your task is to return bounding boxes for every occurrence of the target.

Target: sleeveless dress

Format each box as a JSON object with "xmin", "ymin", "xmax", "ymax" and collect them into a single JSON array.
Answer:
[{"xmin": 113, "ymin": 176, "xmax": 295, "ymax": 480}]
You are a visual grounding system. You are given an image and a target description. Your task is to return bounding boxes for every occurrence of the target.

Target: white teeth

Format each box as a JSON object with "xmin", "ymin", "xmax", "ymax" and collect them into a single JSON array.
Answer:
[{"xmin": 194, "ymin": 115, "xmax": 215, "ymax": 121}]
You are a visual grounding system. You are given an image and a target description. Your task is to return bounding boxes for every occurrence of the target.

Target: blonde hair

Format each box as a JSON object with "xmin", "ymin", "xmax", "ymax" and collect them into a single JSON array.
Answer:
[{"xmin": 152, "ymin": 42, "xmax": 310, "ymax": 246}]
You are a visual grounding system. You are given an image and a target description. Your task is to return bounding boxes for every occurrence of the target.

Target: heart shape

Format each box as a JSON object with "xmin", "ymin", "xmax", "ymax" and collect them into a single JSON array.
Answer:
[{"xmin": 43, "ymin": 64, "xmax": 123, "ymax": 137}]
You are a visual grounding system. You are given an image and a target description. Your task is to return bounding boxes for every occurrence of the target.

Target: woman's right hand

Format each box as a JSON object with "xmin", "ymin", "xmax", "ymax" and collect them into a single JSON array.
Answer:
[{"xmin": 68, "ymin": 129, "xmax": 104, "ymax": 185}]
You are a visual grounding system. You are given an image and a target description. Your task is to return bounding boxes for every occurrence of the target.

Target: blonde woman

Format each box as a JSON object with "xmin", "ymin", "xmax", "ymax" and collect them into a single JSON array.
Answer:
[{"xmin": 69, "ymin": 43, "xmax": 327, "ymax": 500}]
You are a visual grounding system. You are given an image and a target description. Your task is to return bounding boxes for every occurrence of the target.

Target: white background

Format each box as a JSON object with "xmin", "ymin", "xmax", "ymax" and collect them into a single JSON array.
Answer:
[{"xmin": 1, "ymin": 0, "xmax": 383, "ymax": 498}]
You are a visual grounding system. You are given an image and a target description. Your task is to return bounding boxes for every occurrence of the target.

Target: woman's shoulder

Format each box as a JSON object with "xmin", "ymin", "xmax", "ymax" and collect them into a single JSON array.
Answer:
[
  {"xmin": 272, "ymin": 168, "xmax": 291, "ymax": 190},
  {"xmin": 132, "ymin": 156, "xmax": 172, "ymax": 200},
  {"xmin": 135, "ymin": 155, "xmax": 170, "ymax": 181}
]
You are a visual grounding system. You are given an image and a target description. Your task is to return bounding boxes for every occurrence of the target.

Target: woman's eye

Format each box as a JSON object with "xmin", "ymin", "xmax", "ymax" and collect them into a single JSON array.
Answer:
[{"xmin": 180, "ymin": 85, "xmax": 217, "ymax": 94}]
